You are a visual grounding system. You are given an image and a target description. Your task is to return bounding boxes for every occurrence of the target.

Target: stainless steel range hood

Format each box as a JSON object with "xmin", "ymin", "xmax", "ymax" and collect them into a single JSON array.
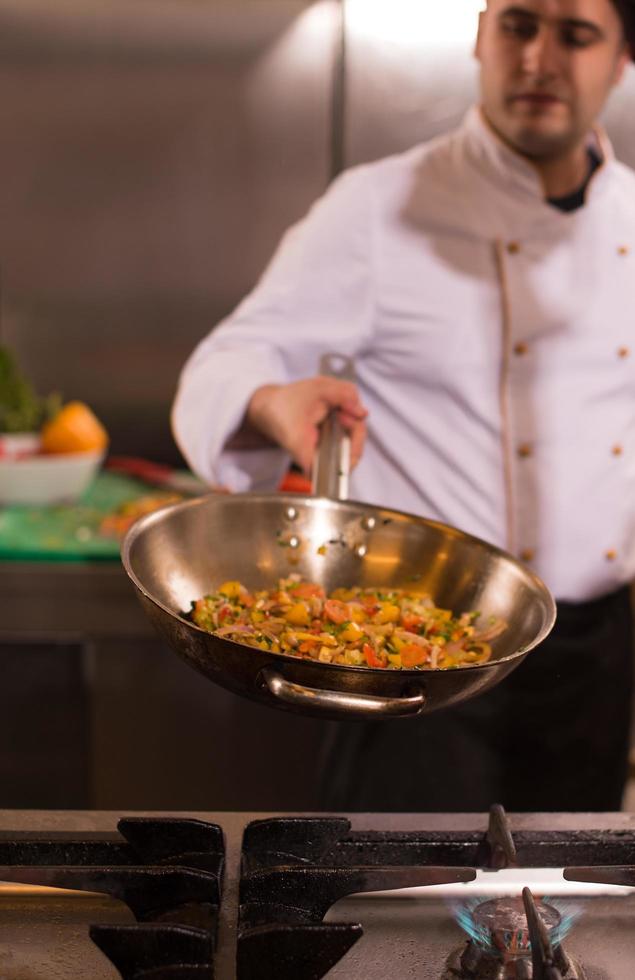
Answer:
[{"xmin": 0, "ymin": 0, "xmax": 322, "ymax": 59}]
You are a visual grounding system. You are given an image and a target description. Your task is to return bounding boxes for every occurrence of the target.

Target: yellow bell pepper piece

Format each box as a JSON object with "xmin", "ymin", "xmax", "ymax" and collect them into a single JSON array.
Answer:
[
  {"xmin": 286, "ymin": 630, "xmax": 337, "ymax": 646},
  {"xmin": 434, "ymin": 609, "xmax": 452, "ymax": 622},
  {"xmin": 219, "ymin": 581, "xmax": 244, "ymax": 599},
  {"xmin": 331, "ymin": 588, "xmax": 355, "ymax": 601},
  {"xmin": 374, "ymin": 603, "xmax": 401, "ymax": 624},
  {"xmin": 387, "ymin": 653, "xmax": 402, "ymax": 668},
  {"xmin": 349, "ymin": 605, "xmax": 367, "ymax": 624},
  {"xmin": 340, "ymin": 622, "xmax": 364, "ymax": 643},
  {"xmin": 285, "ymin": 602, "xmax": 311, "ymax": 626}
]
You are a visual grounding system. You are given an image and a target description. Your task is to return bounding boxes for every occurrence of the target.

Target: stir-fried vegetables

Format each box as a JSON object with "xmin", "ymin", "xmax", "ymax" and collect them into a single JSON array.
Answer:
[{"xmin": 190, "ymin": 575, "xmax": 506, "ymax": 670}]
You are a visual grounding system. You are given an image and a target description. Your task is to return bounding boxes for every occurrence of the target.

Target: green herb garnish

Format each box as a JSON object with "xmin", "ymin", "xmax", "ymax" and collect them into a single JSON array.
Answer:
[{"xmin": 0, "ymin": 345, "xmax": 61, "ymax": 433}]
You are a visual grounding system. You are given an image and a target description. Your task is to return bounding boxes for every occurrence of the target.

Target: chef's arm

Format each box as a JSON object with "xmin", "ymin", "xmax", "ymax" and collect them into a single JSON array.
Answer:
[
  {"xmin": 231, "ymin": 377, "xmax": 368, "ymax": 475},
  {"xmin": 171, "ymin": 166, "xmax": 375, "ymax": 490}
]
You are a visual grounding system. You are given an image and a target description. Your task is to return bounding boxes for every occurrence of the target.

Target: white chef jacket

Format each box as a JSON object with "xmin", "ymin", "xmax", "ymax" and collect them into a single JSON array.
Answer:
[{"xmin": 172, "ymin": 106, "xmax": 635, "ymax": 602}]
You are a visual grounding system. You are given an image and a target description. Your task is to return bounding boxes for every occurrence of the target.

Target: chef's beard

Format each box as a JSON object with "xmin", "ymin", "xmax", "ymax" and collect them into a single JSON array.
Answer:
[
  {"xmin": 487, "ymin": 106, "xmax": 584, "ymax": 164},
  {"xmin": 505, "ymin": 124, "xmax": 582, "ymax": 161}
]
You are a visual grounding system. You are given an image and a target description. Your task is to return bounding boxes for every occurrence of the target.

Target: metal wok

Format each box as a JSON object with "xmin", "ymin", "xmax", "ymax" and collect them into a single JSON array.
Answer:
[{"xmin": 121, "ymin": 490, "xmax": 556, "ymax": 721}]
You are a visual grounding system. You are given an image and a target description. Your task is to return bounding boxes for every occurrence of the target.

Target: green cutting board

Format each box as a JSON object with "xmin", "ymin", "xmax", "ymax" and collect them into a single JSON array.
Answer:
[{"xmin": 0, "ymin": 471, "xmax": 176, "ymax": 561}]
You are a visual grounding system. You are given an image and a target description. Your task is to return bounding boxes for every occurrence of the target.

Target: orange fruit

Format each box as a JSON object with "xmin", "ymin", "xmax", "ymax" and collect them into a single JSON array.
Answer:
[{"xmin": 40, "ymin": 401, "xmax": 109, "ymax": 454}]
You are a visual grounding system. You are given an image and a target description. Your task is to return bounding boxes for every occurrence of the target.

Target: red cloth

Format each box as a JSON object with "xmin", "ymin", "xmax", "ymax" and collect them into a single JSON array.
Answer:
[{"xmin": 278, "ymin": 470, "xmax": 311, "ymax": 493}]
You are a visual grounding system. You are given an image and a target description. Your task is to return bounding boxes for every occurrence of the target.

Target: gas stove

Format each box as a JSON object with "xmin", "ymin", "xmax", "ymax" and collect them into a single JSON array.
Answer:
[{"xmin": 1, "ymin": 807, "xmax": 635, "ymax": 979}]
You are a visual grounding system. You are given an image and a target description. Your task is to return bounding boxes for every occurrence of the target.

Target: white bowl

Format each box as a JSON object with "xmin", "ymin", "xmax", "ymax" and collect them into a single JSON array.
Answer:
[
  {"xmin": 0, "ymin": 432, "xmax": 42, "ymax": 459},
  {"xmin": 0, "ymin": 450, "xmax": 105, "ymax": 506}
]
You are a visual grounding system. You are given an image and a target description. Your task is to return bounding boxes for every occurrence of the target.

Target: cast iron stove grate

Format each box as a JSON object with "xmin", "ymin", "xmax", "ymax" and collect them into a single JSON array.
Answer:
[
  {"xmin": 236, "ymin": 805, "xmax": 635, "ymax": 980},
  {"xmin": 0, "ymin": 816, "xmax": 223, "ymax": 978}
]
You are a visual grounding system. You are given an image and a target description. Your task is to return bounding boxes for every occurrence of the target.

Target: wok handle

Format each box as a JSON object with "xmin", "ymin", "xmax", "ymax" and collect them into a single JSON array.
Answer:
[
  {"xmin": 260, "ymin": 667, "xmax": 426, "ymax": 718},
  {"xmin": 312, "ymin": 353, "xmax": 355, "ymax": 501}
]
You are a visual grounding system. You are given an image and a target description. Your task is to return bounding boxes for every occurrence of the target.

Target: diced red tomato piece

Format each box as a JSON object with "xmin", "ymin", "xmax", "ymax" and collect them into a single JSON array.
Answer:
[
  {"xmin": 218, "ymin": 605, "xmax": 232, "ymax": 623},
  {"xmin": 363, "ymin": 643, "xmax": 388, "ymax": 669},
  {"xmin": 289, "ymin": 582, "xmax": 325, "ymax": 600},
  {"xmin": 299, "ymin": 640, "xmax": 318, "ymax": 654},
  {"xmin": 400, "ymin": 643, "xmax": 428, "ymax": 668},
  {"xmin": 324, "ymin": 599, "xmax": 350, "ymax": 624},
  {"xmin": 401, "ymin": 614, "xmax": 423, "ymax": 633}
]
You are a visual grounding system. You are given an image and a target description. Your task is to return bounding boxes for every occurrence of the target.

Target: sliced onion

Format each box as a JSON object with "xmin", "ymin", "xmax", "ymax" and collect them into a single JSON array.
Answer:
[
  {"xmin": 393, "ymin": 629, "xmax": 429, "ymax": 647},
  {"xmin": 215, "ymin": 624, "xmax": 256, "ymax": 637},
  {"xmin": 443, "ymin": 641, "xmax": 465, "ymax": 658}
]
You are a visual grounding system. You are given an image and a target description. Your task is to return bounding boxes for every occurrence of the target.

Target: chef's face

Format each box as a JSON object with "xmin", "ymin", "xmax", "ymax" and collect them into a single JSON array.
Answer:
[{"xmin": 475, "ymin": 0, "xmax": 629, "ymax": 159}]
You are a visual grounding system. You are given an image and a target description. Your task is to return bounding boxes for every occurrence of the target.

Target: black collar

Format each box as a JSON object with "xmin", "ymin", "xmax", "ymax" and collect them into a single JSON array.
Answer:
[{"xmin": 547, "ymin": 146, "xmax": 603, "ymax": 213}]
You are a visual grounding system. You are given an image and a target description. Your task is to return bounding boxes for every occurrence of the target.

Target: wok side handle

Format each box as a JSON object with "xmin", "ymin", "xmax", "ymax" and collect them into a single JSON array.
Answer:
[{"xmin": 260, "ymin": 667, "xmax": 426, "ymax": 719}]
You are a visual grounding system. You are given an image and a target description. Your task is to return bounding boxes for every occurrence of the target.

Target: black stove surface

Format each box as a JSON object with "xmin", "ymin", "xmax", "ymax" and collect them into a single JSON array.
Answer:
[{"xmin": 1, "ymin": 807, "xmax": 635, "ymax": 979}]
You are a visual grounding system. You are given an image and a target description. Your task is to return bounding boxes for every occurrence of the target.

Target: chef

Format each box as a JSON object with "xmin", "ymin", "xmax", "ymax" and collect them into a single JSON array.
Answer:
[{"xmin": 173, "ymin": 0, "xmax": 635, "ymax": 811}]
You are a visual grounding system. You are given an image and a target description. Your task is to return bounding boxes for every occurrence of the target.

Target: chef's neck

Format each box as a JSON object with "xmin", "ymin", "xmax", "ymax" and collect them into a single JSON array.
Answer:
[{"xmin": 528, "ymin": 141, "xmax": 595, "ymax": 199}]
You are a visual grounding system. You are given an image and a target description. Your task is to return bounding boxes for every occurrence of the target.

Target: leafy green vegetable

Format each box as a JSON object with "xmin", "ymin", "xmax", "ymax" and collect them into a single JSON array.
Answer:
[{"xmin": 0, "ymin": 345, "xmax": 61, "ymax": 433}]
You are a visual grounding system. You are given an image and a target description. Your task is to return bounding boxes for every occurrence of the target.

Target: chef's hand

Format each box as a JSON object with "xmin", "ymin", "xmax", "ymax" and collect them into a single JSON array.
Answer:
[{"xmin": 246, "ymin": 377, "xmax": 368, "ymax": 476}]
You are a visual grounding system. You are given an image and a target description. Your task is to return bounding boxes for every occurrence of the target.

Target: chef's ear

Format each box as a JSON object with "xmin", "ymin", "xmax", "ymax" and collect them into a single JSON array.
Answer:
[{"xmin": 612, "ymin": 44, "xmax": 631, "ymax": 86}]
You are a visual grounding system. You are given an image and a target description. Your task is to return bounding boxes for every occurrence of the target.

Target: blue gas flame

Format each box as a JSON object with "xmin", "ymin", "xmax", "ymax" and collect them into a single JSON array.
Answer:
[{"xmin": 451, "ymin": 896, "xmax": 582, "ymax": 953}]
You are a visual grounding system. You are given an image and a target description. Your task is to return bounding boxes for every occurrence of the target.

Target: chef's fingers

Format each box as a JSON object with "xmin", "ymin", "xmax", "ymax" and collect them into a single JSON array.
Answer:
[
  {"xmin": 247, "ymin": 377, "xmax": 367, "ymax": 475},
  {"xmin": 292, "ymin": 379, "xmax": 366, "ymax": 474},
  {"xmin": 315, "ymin": 377, "xmax": 367, "ymax": 419},
  {"xmin": 340, "ymin": 396, "xmax": 368, "ymax": 421}
]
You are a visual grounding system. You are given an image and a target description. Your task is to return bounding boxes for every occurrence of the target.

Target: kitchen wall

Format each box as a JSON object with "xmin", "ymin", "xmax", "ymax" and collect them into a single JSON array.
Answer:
[{"xmin": 0, "ymin": 0, "xmax": 339, "ymax": 462}]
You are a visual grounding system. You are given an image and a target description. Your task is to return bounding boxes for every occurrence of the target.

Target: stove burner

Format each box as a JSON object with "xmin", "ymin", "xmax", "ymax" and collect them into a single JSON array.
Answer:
[
  {"xmin": 471, "ymin": 895, "xmax": 560, "ymax": 955},
  {"xmin": 443, "ymin": 945, "xmax": 585, "ymax": 980},
  {"xmin": 444, "ymin": 889, "xmax": 585, "ymax": 980}
]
